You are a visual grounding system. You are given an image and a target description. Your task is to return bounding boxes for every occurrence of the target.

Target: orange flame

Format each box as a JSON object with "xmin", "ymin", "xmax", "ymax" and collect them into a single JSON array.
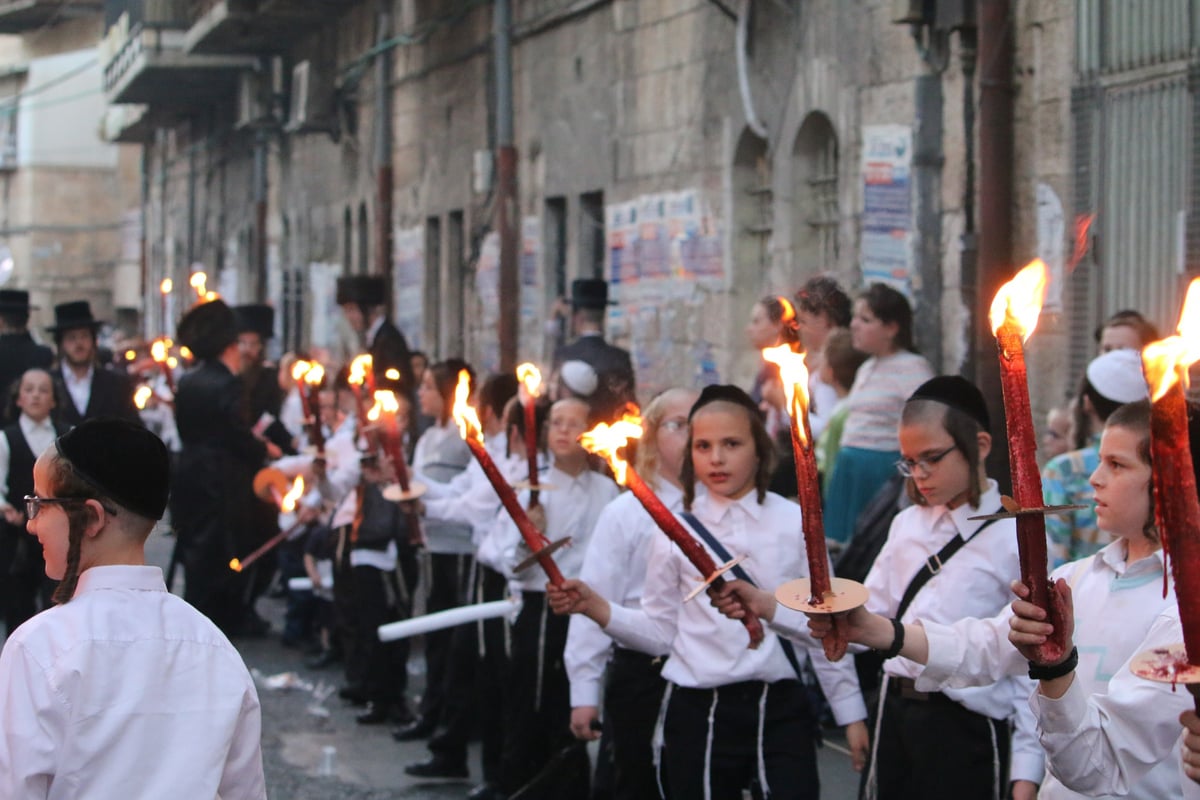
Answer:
[
  {"xmin": 384, "ymin": 368, "xmax": 400, "ymax": 381},
  {"xmin": 517, "ymin": 363, "xmax": 542, "ymax": 398},
  {"xmin": 1142, "ymin": 278, "xmax": 1200, "ymax": 402},
  {"xmin": 989, "ymin": 259, "xmax": 1048, "ymax": 343},
  {"xmin": 367, "ymin": 390, "xmax": 400, "ymax": 422},
  {"xmin": 204, "ymin": 291, "xmax": 219, "ymax": 302},
  {"xmin": 179, "ymin": 346, "xmax": 192, "ymax": 361},
  {"xmin": 761, "ymin": 344, "xmax": 813, "ymax": 447},
  {"xmin": 124, "ymin": 349, "xmax": 137, "ymax": 362},
  {"xmin": 291, "ymin": 359, "xmax": 316, "ymax": 383},
  {"xmin": 160, "ymin": 278, "xmax": 173, "ymax": 295},
  {"xmin": 166, "ymin": 357, "xmax": 178, "ymax": 369},
  {"xmin": 229, "ymin": 558, "xmax": 242, "ymax": 572},
  {"xmin": 280, "ymin": 476, "xmax": 305, "ymax": 514},
  {"xmin": 451, "ymin": 370, "xmax": 483, "ymax": 444},
  {"xmin": 1067, "ymin": 214, "xmax": 1095, "ymax": 273},
  {"xmin": 348, "ymin": 354, "xmax": 373, "ymax": 387},
  {"xmin": 189, "ymin": 271, "xmax": 207, "ymax": 299},
  {"xmin": 778, "ymin": 296, "xmax": 795, "ymax": 323},
  {"xmin": 579, "ymin": 410, "xmax": 644, "ymax": 485},
  {"xmin": 303, "ymin": 363, "xmax": 324, "ymax": 387},
  {"xmin": 133, "ymin": 385, "xmax": 153, "ymax": 410}
]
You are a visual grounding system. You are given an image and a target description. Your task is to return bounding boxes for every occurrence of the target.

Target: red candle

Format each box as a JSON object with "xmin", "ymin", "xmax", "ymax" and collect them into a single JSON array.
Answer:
[
  {"xmin": 452, "ymin": 371, "xmax": 564, "ymax": 586},
  {"xmin": 368, "ymin": 390, "xmax": 411, "ymax": 492},
  {"xmin": 989, "ymin": 260, "xmax": 1067, "ymax": 663},
  {"xmin": 291, "ymin": 361, "xmax": 326, "ymax": 452},
  {"xmin": 1143, "ymin": 278, "xmax": 1200, "ymax": 660},
  {"xmin": 580, "ymin": 412, "xmax": 765, "ymax": 648},
  {"xmin": 150, "ymin": 338, "xmax": 175, "ymax": 395},
  {"xmin": 517, "ymin": 363, "xmax": 543, "ymax": 506}
]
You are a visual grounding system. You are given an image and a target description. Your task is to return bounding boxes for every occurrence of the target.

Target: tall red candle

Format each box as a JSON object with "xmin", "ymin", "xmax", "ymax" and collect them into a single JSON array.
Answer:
[
  {"xmin": 452, "ymin": 371, "xmax": 564, "ymax": 586},
  {"xmin": 580, "ymin": 413, "xmax": 765, "ymax": 649},
  {"xmin": 989, "ymin": 260, "xmax": 1066, "ymax": 663},
  {"xmin": 1143, "ymin": 278, "xmax": 1200, "ymax": 660},
  {"xmin": 517, "ymin": 363, "xmax": 542, "ymax": 507}
]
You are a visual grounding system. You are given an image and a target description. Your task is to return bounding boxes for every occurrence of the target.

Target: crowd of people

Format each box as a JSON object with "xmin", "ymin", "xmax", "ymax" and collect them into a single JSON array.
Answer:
[{"xmin": 0, "ymin": 270, "xmax": 1199, "ymax": 800}]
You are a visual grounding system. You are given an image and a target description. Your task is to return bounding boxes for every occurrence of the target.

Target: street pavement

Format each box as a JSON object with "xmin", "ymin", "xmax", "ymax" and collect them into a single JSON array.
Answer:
[{"xmin": 145, "ymin": 528, "xmax": 863, "ymax": 799}]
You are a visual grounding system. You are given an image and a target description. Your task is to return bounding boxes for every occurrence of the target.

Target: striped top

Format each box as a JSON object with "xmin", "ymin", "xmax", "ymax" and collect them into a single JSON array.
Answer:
[{"xmin": 839, "ymin": 350, "xmax": 934, "ymax": 451}]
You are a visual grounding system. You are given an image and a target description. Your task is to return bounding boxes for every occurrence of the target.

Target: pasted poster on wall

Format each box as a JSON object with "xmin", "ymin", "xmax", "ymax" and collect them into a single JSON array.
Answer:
[
  {"xmin": 605, "ymin": 189, "xmax": 725, "ymax": 399},
  {"xmin": 473, "ymin": 231, "xmax": 501, "ymax": 374},
  {"xmin": 394, "ymin": 226, "xmax": 424, "ymax": 350},
  {"xmin": 861, "ymin": 124, "xmax": 914, "ymax": 295}
]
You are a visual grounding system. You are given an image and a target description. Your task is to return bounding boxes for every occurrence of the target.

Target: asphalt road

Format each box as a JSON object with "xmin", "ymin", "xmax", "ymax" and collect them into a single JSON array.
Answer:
[{"xmin": 146, "ymin": 528, "xmax": 863, "ymax": 800}]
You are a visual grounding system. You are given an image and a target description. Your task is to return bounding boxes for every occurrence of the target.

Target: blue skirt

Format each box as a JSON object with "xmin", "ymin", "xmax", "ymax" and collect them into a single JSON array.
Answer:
[{"xmin": 823, "ymin": 446, "xmax": 900, "ymax": 543}]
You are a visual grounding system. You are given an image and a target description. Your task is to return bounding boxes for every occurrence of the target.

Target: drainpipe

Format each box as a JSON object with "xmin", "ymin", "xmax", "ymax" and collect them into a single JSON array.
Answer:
[
  {"xmin": 375, "ymin": 0, "xmax": 394, "ymax": 292},
  {"xmin": 253, "ymin": 129, "xmax": 268, "ymax": 299},
  {"xmin": 495, "ymin": 0, "xmax": 519, "ymax": 372}
]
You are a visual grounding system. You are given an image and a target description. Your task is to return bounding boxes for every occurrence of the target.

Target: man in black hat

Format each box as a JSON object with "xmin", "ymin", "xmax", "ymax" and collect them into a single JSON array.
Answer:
[
  {"xmin": 48, "ymin": 301, "xmax": 140, "ymax": 428},
  {"xmin": 336, "ymin": 275, "xmax": 416, "ymax": 398},
  {"xmin": 0, "ymin": 290, "xmax": 52, "ymax": 404},
  {"xmin": 234, "ymin": 304, "xmax": 294, "ymax": 455},
  {"xmin": 552, "ymin": 278, "xmax": 635, "ymax": 423},
  {"xmin": 0, "ymin": 418, "xmax": 266, "ymax": 797}
]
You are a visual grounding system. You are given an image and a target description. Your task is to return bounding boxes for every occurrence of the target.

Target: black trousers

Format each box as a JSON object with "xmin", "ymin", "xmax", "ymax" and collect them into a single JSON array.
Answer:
[
  {"xmin": 867, "ymin": 682, "xmax": 1010, "ymax": 800},
  {"xmin": 477, "ymin": 565, "xmax": 511, "ymax": 783},
  {"xmin": 418, "ymin": 552, "xmax": 471, "ymax": 725},
  {"xmin": 604, "ymin": 649, "xmax": 667, "ymax": 800},
  {"xmin": 428, "ymin": 557, "xmax": 483, "ymax": 768},
  {"xmin": 350, "ymin": 564, "xmax": 406, "ymax": 708},
  {"xmin": 500, "ymin": 590, "xmax": 590, "ymax": 799},
  {"xmin": 662, "ymin": 680, "xmax": 818, "ymax": 800}
]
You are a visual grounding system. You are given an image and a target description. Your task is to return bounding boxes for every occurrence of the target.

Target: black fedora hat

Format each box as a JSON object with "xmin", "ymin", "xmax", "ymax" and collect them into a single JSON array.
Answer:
[
  {"xmin": 570, "ymin": 278, "xmax": 612, "ymax": 311},
  {"xmin": 47, "ymin": 301, "xmax": 104, "ymax": 334},
  {"xmin": 0, "ymin": 289, "xmax": 33, "ymax": 313},
  {"xmin": 336, "ymin": 275, "xmax": 387, "ymax": 306},
  {"xmin": 233, "ymin": 304, "xmax": 275, "ymax": 340}
]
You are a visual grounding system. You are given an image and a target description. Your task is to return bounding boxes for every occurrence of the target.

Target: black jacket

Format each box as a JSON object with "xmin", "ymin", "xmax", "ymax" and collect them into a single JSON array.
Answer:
[
  {"xmin": 243, "ymin": 362, "xmax": 294, "ymax": 454},
  {"xmin": 371, "ymin": 319, "xmax": 416, "ymax": 397},
  {"xmin": 53, "ymin": 366, "xmax": 141, "ymax": 428},
  {"xmin": 553, "ymin": 334, "xmax": 637, "ymax": 423},
  {"xmin": 0, "ymin": 332, "xmax": 53, "ymax": 407}
]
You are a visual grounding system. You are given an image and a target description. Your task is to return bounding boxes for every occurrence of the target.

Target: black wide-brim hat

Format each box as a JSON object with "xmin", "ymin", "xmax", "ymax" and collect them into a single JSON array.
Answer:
[
  {"xmin": 336, "ymin": 275, "xmax": 387, "ymax": 306},
  {"xmin": 233, "ymin": 304, "xmax": 275, "ymax": 340},
  {"xmin": 177, "ymin": 299, "xmax": 236, "ymax": 361},
  {"xmin": 47, "ymin": 300, "xmax": 104, "ymax": 334},
  {"xmin": 570, "ymin": 278, "xmax": 612, "ymax": 310},
  {"xmin": 0, "ymin": 289, "xmax": 33, "ymax": 313}
]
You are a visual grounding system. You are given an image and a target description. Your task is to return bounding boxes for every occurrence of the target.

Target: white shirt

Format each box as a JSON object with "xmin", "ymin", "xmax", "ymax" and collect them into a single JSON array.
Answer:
[
  {"xmin": 60, "ymin": 364, "xmax": 93, "ymax": 418},
  {"xmin": 412, "ymin": 419, "xmax": 474, "ymax": 554},
  {"xmin": 0, "ymin": 565, "xmax": 265, "ymax": 800},
  {"xmin": 565, "ymin": 479, "xmax": 684, "ymax": 707},
  {"xmin": 605, "ymin": 491, "xmax": 867, "ymax": 726},
  {"xmin": 0, "ymin": 414, "xmax": 57, "ymax": 507},
  {"xmin": 917, "ymin": 539, "xmax": 1175, "ymax": 798},
  {"xmin": 849, "ymin": 479, "xmax": 1042, "ymax": 782},
  {"xmin": 472, "ymin": 451, "xmax": 536, "ymax": 577},
  {"xmin": 497, "ymin": 463, "xmax": 618, "ymax": 591},
  {"xmin": 1032, "ymin": 606, "xmax": 1191, "ymax": 799}
]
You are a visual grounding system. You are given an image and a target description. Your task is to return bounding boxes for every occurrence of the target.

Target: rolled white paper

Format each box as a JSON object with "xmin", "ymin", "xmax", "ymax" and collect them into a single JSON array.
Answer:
[
  {"xmin": 288, "ymin": 577, "xmax": 314, "ymax": 591},
  {"xmin": 377, "ymin": 598, "xmax": 520, "ymax": 642}
]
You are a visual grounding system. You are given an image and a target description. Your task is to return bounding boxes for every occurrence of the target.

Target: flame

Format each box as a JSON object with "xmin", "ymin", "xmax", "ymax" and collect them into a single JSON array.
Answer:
[
  {"xmin": 579, "ymin": 410, "xmax": 644, "ymax": 485},
  {"xmin": 517, "ymin": 362, "xmax": 542, "ymax": 398},
  {"xmin": 133, "ymin": 385, "xmax": 153, "ymax": 410},
  {"xmin": 1067, "ymin": 214, "xmax": 1095, "ymax": 273},
  {"xmin": 988, "ymin": 259, "xmax": 1048, "ymax": 343},
  {"xmin": 348, "ymin": 354, "xmax": 373, "ymax": 386},
  {"xmin": 124, "ymin": 349, "xmax": 137, "ymax": 361},
  {"xmin": 291, "ymin": 360, "xmax": 314, "ymax": 383},
  {"xmin": 761, "ymin": 344, "xmax": 813, "ymax": 446},
  {"xmin": 367, "ymin": 389, "xmax": 400, "ymax": 423},
  {"xmin": 150, "ymin": 339, "xmax": 168, "ymax": 364},
  {"xmin": 1142, "ymin": 278, "xmax": 1200, "ymax": 402},
  {"xmin": 167, "ymin": 357, "xmax": 178, "ymax": 369},
  {"xmin": 189, "ymin": 271, "xmax": 207, "ymax": 298},
  {"xmin": 451, "ymin": 369, "xmax": 483, "ymax": 444},
  {"xmin": 280, "ymin": 476, "xmax": 305, "ymax": 514},
  {"xmin": 384, "ymin": 368, "xmax": 400, "ymax": 381},
  {"xmin": 229, "ymin": 558, "xmax": 242, "ymax": 572},
  {"xmin": 179, "ymin": 346, "xmax": 192, "ymax": 360},
  {"xmin": 303, "ymin": 363, "xmax": 324, "ymax": 387},
  {"xmin": 778, "ymin": 296, "xmax": 795, "ymax": 323},
  {"xmin": 160, "ymin": 278, "xmax": 172, "ymax": 295}
]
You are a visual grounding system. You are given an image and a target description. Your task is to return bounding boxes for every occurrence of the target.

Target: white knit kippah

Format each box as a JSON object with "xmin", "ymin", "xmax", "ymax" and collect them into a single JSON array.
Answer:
[
  {"xmin": 1086, "ymin": 348, "xmax": 1148, "ymax": 403},
  {"xmin": 560, "ymin": 360, "xmax": 599, "ymax": 397}
]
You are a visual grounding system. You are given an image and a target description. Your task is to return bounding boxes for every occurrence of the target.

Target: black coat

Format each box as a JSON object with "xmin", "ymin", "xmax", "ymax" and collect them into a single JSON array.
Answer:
[
  {"xmin": 553, "ymin": 334, "xmax": 637, "ymax": 423},
  {"xmin": 243, "ymin": 362, "xmax": 294, "ymax": 454},
  {"xmin": 371, "ymin": 320, "xmax": 416, "ymax": 397},
  {"xmin": 53, "ymin": 366, "xmax": 141, "ymax": 428},
  {"xmin": 0, "ymin": 333, "xmax": 53, "ymax": 407}
]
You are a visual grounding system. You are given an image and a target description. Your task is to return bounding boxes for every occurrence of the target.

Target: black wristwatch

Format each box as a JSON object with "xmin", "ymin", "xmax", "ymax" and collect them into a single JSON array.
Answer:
[{"xmin": 1028, "ymin": 646, "xmax": 1079, "ymax": 681}]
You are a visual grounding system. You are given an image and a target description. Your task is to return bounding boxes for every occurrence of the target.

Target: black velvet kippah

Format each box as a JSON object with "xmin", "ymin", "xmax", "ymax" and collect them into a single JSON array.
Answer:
[
  {"xmin": 689, "ymin": 384, "xmax": 763, "ymax": 421},
  {"xmin": 55, "ymin": 419, "xmax": 170, "ymax": 520},
  {"xmin": 907, "ymin": 375, "xmax": 991, "ymax": 433}
]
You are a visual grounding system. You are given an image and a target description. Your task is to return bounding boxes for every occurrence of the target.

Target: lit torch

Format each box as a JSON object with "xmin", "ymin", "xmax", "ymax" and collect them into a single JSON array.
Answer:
[
  {"xmin": 291, "ymin": 360, "xmax": 326, "ymax": 452},
  {"xmin": 189, "ymin": 271, "xmax": 207, "ymax": 302},
  {"xmin": 160, "ymin": 278, "xmax": 172, "ymax": 333},
  {"xmin": 453, "ymin": 370, "xmax": 565, "ymax": 586},
  {"xmin": 230, "ymin": 476, "xmax": 306, "ymax": 572},
  {"xmin": 516, "ymin": 362, "xmax": 543, "ymax": 507},
  {"xmin": 347, "ymin": 354, "xmax": 375, "ymax": 433},
  {"xmin": 368, "ymin": 390, "xmax": 411, "ymax": 494},
  {"xmin": 149, "ymin": 337, "xmax": 176, "ymax": 395},
  {"xmin": 1129, "ymin": 279, "xmax": 1200, "ymax": 704},
  {"xmin": 580, "ymin": 410, "xmax": 764, "ymax": 648},
  {"xmin": 987, "ymin": 259, "xmax": 1067, "ymax": 664},
  {"xmin": 133, "ymin": 385, "xmax": 153, "ymax": 410},
  {"xmin": 762, "ymin": 343, "xmax": 866, "ymax": 661}
]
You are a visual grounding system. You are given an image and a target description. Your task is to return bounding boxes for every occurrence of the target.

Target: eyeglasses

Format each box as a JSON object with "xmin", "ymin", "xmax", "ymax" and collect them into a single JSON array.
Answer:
[
  {"xmin": 24, "ymin": 495, "xmax": 117, "ymax": 520},
  {"xmin": 894, "ymin": 445, "xmax": 957, "ymax": 478}
]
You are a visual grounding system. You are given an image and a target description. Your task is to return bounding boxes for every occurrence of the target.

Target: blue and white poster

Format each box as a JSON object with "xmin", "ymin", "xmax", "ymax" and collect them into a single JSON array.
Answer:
[{"xmin": 861, "ymin": 125, "xmax": 913, "ymax": 295}]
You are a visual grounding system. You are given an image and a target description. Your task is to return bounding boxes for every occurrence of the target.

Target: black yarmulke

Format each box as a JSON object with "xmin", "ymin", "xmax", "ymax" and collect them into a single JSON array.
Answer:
[
  {"xmin": 689, "ymin": 384, "xmax": 763, "ymax": 421},
  {"xmin": 908, "ymin": 375, "xmax": 991, "ymax": 433},
  {"xmin": 55, "ymin": 419, "xmax": 170, "ymax": 520},
  {"xmin": 176, "ymin": 299, "xmax": 236, "ymax": 361}
]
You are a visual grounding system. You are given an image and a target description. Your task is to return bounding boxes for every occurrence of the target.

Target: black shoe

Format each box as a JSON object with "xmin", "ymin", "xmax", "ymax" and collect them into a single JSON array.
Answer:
[
  {"xmin": 404, "ymin": 756, "xmax": 468, "ymax": 780},
  {"xmin": 305, "ymin": 650, "xmax": 339, "ymax": 669},
  {"xmin": 391, "ymin": 699, "xmax": 416, "ymax": 726},
  {"xmin": 338, "ymin": 685, "xmax": 367, "ymax": 706},
  {"xmin": 467, "ymin": 782, "xmax": 505, "ymax": 800},
  {"xmin": 356, "ymin": 702, "xmax": 390, "ymax": 725},
  {"xmin": 391, "ymin": 716, "xmax": 436, "ymax": 741}
]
